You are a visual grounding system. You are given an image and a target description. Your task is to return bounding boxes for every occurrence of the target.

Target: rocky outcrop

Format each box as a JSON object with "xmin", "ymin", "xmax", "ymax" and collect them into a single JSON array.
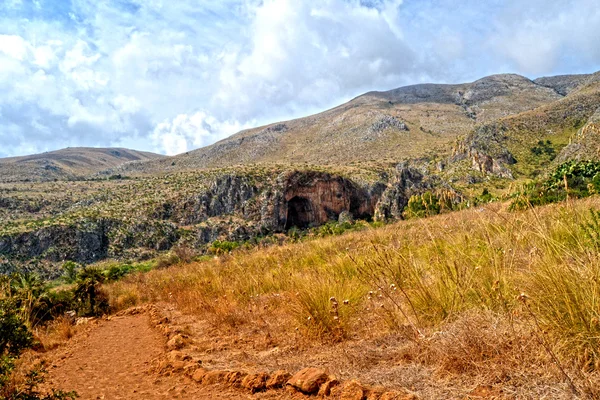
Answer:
[
  {"xmin": 0, "ymin": 168, "xmax": 440, "ymax": 271},
  {"xmin": 173, "ymin": 174, "xmax": 259, "ymax": 225},
  {"xmin": 556, "ymin": 107, "xmax": 600, "ymax": 162},
  {"xmin": 375, "ymin": 163, "xmax": 434, "ymax": 220},
  {"xmin": 452, "ymin": 123, "xmax": 515, "ymax": 179},
  {"xmin": 258, "ymin": 170, "xmax": 386, "ymax": 231}
]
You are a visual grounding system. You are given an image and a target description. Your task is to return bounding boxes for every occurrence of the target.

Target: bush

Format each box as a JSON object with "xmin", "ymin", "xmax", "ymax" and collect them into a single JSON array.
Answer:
[
  {"xmin": 0, "ymin": 299, "xmax": 76, "ymax": 399},
  {"xmin": 73, "ymin": 267, "xmax": 108, "ymax": 317},
  {"xmin": 510, "ymin": 160, "xmax": 600, "ymax": 210},
  {"xmin": 403, "ymin": 191, "xmax": 461, "ymax": 218},
  {"xmin": 154, "ymin": 253, "xmax": 181, "ymax": 269},
  {"xmin": 61, "ymin": 262, "xmax": 79, "ymax": 284},
  {"xmin": 208, "ymin": 240, "xmax": 240, "ymax": 255}
]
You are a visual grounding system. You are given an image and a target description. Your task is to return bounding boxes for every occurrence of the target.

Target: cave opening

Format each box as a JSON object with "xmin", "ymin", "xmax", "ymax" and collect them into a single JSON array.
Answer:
[{"xmin": 285, "ymin": 196, "xmax": 314, "ymax": 229}]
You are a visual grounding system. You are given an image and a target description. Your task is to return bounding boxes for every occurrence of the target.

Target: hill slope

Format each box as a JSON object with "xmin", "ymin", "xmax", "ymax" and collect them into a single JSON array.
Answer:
[
  {"xmin": 114, "ymin": 73, "xmax": 572, "ymax": 176},
  {"xmin": 0, "ymin": 147, "xmax": 164, "ymax": 182}
]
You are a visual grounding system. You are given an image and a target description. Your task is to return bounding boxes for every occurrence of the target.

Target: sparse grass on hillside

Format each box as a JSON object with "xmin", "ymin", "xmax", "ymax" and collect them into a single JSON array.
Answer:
[{"xmin": 107, "ymin": 196, "xmax": 600, "ymax": 397}]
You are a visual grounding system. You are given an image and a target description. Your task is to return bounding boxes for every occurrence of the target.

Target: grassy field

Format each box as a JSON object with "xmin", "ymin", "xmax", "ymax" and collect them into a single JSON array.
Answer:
[{"xmin": 105, "ymin": 195, "xmax": 600, "ymax": 398}]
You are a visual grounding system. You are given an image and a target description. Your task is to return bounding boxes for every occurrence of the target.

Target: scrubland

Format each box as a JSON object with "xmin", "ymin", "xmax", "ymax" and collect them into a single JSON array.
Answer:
[{"xmin": 106, "ymin": 196, "xmax": 600, "ymax": 398}]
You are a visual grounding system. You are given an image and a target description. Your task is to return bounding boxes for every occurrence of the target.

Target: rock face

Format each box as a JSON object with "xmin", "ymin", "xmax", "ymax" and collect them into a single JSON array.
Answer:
[
  {"xmin": 557, "ymin": 107, "xmax": 600, "ymax": 162},
  {"xmin": 279, "ymin": 171, "xmax": 378, "ymax": 229},
  {"xmin": 452, "ymin": 123, "xmax": 516, "ymax": 179},
  {"xmin": 0, "ymin": 167, "xmax": 435, "ymax": 273},
  {"xmin": 375, "ymin": 164, "xmax": 433, "ymax": 220}
]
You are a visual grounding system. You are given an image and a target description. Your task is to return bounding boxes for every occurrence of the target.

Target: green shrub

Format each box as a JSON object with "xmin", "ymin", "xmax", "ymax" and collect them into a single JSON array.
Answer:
[
  {"xmin": 0, "ymin": 299, "xmax": 76, "ymax": 399},
  {"xmin": 105, "ymin": 264, "xmax": 134, "ymax": 282},
  {"xmin": 61, "ymin": 261, "xmax": 79, "ymax": 284},
  {"xmin": 74, "ymin": 267, "xmax": 108, "ymax": 317},
  {"xmin": 510, "ymin": 161, "xmax": 600, "ymax": 210},
  {"xmin": 208, "ymin": 240, "xmax": 241, "ymax": 255}
]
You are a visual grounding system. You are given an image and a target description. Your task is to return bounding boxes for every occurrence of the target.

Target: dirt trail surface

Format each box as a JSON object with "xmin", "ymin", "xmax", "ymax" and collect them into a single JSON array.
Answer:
[{"xmin": 44, "ymin": 314, "xmax": 290, "ymax": 399}]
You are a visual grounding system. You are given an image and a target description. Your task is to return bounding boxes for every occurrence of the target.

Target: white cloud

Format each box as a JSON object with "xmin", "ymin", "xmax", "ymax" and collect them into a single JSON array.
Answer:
[
  {"xmin": 151, "ymin": 112, "xmax": 249, "ymax": 155},
  {"xmin": 0, "ymin": 0, "xmax": 599, "ymax": 158},
  {"xmin": 0, "ymin": 35, "xmax": 29, "ymax": 60}
]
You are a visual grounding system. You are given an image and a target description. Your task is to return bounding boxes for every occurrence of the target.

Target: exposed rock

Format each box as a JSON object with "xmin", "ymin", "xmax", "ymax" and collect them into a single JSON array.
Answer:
[
  {"xmin": 337, "ymin": 379, "xmax": 366, "ymax": 400},
  {"xmin": 366, "ymin": 386, "xmax": 386, "ymax": 399},
  {"xmin": 266, "ymin": 370, "xmax": 291, "ymax": 389},
  {"xmin": 374, "ymin": 163, "xmax": 433, "ymax": 220},
  {"xmin": 166, "ymin": 334, "xmax": 186, "ymax": 350},
  {"xmin": 166, "ymin": 350, "xmax": 188, "ymax": 362},
  {"xmin": 191, "ymin": 368, "xmax": 208, "ymax": 382},
  {"xmin": 363, "ymin": 115, "xmax": 408, "ymax": 140},
  {"xmin": 287, "ymin": 367, "xmax": 329, "ymax": 394},
  {"xmin": 201, "ymin": 370, "xmax": 229, "ymax": 385},
  {"xmin": 452, "ymin": 123, "xmax": 515, "ymax": 179},
  {"xmin": 241, "ymin": 372, "xmax": 269, "ymax": 392},
  {"xmin": 318, "ymin": 377, "xmax": 340, "ymax": 396},
  {"xmin": 534, "ymin": 72, "xmax": 600, "ymax": 96},
  {"xmin": 226, "ymin": 371, "xmax": 247, "ymax": 387},
  {"xmin": 557, "ymin": 107, "xmax": 600, "ymax": 162}
]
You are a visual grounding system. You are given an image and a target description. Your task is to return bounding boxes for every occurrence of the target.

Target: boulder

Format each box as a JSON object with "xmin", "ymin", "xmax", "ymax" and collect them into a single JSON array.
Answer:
[
  {"xmin": 339, "ymin": 379, "xmax": 366, "ymax": 400},
  {"xmin": 287, "ymin": 367, "xmax": 329, "ymax": 394},
  {"xmin": 226, "ymin": 371, "xmax": 247, "ymax": 387},
  {"xmin": 266, "ymin": 370, "xmax": 291, "ymax": 389},
  {"xmin": 242, "ymin": 372, "xmax": 269, "ymax": 393},
  {"xmin": 166, "ymin": 334, "xmax": 186, "ymax": 350},
  {"xmin": 191, "ymin": 368, "xmax": 207, "ymax": 383},
  {"xmin": 202, "ymin": 370, "xmax": 229, "ymax": 385},
  {"xmin": 318, "ymin": 377, "xmax": 340, "ymax": 396}
]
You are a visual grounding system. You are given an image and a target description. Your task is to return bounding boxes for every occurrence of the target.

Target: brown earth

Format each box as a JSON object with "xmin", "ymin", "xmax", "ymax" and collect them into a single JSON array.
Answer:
[{"xmin": 42, "ymin": 313, "xmax": 296, "ymax": 399}]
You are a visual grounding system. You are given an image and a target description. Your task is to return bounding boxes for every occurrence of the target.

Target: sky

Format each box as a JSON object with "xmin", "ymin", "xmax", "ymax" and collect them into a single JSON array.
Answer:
[{"xmin": 0, "ymin": 0, "xmax": 599, "ymax": 158}]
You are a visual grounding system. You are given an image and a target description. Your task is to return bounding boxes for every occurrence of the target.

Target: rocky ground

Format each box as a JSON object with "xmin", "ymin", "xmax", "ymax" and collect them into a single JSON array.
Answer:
[{"xmin": 39, "ymin": 305, "xmax": 423, "ymax": 400}]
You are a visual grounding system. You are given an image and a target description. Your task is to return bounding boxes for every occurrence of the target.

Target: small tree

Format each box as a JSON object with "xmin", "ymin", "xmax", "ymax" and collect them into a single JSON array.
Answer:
[{"xmin": 74, "ymin": 268, "xmax": 108, "ymax": 317}]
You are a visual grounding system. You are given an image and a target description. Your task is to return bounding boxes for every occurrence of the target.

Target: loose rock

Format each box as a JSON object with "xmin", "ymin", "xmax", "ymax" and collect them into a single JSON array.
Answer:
[
  {"xmin": 191, "ymin": 368, "xmax": 207, "ymax": 382},
  {"xmin": 287, "ymin": 367, "xmax": 329, "ymax": 394},
  {"xmin": 242, "ymin": 372, "xmax": 269, "ymax": 392},
  {"xmin": 339, "ymin": 379, "xmax": 366, "ymax": 400},
  {"xmin": 318, "ymin": 377, "xmax": 340, "ymax": 396},
  {"xmin": 202, "ymin": 370, "xmax": 228, "ymax": 385},
  {"xmin": 266, "ymin": 370, "xmax": 291, "ymax": 389},
  {"xmin": 166, "ymin": 334, "xmax": 186, "ymax": 350}
]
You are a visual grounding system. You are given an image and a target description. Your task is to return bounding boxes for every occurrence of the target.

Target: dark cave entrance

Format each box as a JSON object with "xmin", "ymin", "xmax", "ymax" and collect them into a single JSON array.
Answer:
[{"xmin": 285, "ymin": 196, "xmax": 314, "ymax": 229}]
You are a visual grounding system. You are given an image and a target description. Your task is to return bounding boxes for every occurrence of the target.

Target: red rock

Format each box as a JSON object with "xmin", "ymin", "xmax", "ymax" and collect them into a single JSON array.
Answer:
[
  {"xmin": 287, "ymin": 367, "xmax": 329, "ymax": 394},
  {"xmin": 340, "ymin": 379, "xmax": 366, "ymax": 400},
  {"xmin": 191, "ymin": 368, "xmax": 207, "ymax": 383},
  {"xmin": 202, "ymin": 370, "xmax": 228, "ymax": 385},
  {"xmin": 266, "ymin": 370, "xmax": 291, "ymax": 389},
  {"xmin": 226, "ymin": 371, "xmax": 247, "ymax": 387},
  {"xmin": 242, "ymin": 372, "xmax": 269, "ymax": 392},
  {"xmin": 318, "ymin": 377, "xmax": 340, "ymax": 396},
  {"xmin": 166, "ymin": 334, "xmax": 186, "ymax": 350}
]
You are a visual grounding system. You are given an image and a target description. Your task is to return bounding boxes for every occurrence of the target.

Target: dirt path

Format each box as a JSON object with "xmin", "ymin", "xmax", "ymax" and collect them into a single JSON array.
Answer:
[{"xmin": 44, "ymin": 314, "xmax": 270, "ymax": 399}]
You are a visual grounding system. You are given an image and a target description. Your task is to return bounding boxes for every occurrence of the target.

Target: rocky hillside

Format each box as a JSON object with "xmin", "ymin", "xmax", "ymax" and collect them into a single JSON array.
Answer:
[
  {"xmin": 450, "ymin": 79, "xmax": 600, "ymax": 180},
  {"xmin": 0, "ymin": 147, "xmax": 164, "ymax": 182},
  {"xmin": 3, "ymin": 70, "xmax": 600, "ymax": 275},
  {"xmin": 0, "ymin": 164, "xmax": 441, "ymax": 277},
  {"xmin": 111, "ymin": 73, "xmax": 574, "ymax": 176}
]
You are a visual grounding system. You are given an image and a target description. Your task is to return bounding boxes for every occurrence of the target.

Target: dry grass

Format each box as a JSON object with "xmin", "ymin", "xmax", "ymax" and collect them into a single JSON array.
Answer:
[
  {"xmin": 106, "ymin": 196, "xmax": 600, "ymax": 398},
  {"xmin": 33, "ymin": 316, "xmax": 82, "ymax": 352}
]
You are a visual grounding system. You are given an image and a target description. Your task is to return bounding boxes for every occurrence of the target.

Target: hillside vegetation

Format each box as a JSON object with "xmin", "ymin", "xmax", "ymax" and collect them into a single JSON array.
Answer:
[
  {"xmin": 111, "ymin": 73, "xmax": 574, "ymax": 175},
  {"xmin": 105, "ymin": 196, "xmax": 600, "ymax": 398}
]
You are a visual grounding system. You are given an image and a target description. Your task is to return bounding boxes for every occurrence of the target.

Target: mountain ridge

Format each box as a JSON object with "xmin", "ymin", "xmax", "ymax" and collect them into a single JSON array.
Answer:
[{"xmin": 0, "ymin": 147, "xmax": 164, "ymax": 182}]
